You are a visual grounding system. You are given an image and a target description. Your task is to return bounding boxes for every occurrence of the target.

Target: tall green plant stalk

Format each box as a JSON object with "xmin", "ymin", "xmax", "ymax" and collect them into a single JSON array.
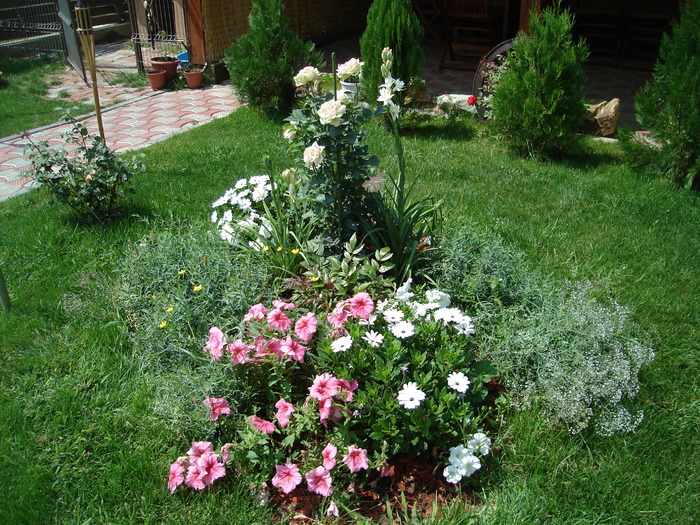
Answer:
[{"xmin": 0, "ymin": 268, "xmax": 10, "ymax": 311}]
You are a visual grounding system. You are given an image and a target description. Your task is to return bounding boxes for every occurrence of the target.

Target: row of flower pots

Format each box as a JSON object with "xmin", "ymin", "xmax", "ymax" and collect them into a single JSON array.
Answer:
[{"xmin": 146, "ymin": 57, "xmax": 204, "ymax": 90}]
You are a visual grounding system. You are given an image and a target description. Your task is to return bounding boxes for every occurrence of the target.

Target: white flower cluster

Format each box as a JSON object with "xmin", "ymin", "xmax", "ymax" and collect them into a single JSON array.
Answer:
[
  {"xmin": 443, "ymin": 433, "xmax": 491, "ymax": 483},
  {"xmin": 377, "ymin": 47, "xmax": 405, "ymax": 122},
  {"xmin": 211, "ymin": 175, "xmax": 273, "ymax": 245}
]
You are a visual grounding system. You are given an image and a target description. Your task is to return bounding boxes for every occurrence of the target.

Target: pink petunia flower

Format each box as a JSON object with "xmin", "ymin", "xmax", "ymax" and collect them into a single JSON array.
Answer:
[
  {"xmin": 249, "ymin": 415, "xmax": 276, "ymax": 434},
  {"xmin": 328, "ymin": 300, "xmax": 351, "ymax": 328},
  {"xmin": 343, "ymin": 445, "xmax": 369, "ymax": 473},
  {"xmin": 267, "ymin": 308, "xmax": 293, "ymax": 332},
  {"xmin": 275, "ymin": 398, "xmax": 295, "ymax": 428},
  {"xmin": 279, "ymin": 335, "xmax": 306, "ymax": 363},
  {"xmin": 271, "ymin": 462, "xmax": 302, "ymax": 494},
  {"xmin": 185, "ymin": 464, "xmax": 206, "ymax": 490},
  {"xmin": 322, "ymin": 443, "xmax": 338, "ymax": 471},
  {"xmin": 203, "ymin": 326, "xmax": 226, "ymax": 361},
  {"xmin": 168, "ymin": 459, "xmax": 187, "ymax": 493},
  {"xmin": 336, "ymin": 379, "xmax": 359, "ymax": 402},
  {"xmin": 244, "ymin": 303, "xmax": 268, "ymax": 324},
  {"xmin": 220, "ymin": 443, "xmax": 233, "ymax": 464},
  {"xmin": 186, "ymin": 441, "xmax": 214, "ymax": 461},
  {"xmin": 309, "ymin": 373, "xmax": 340, "ymax": 402},
  {"xmin": 349, "ymin": 292, "xmax": 374, "ymax": 319},
  {"xmin": 305, "ymin": 466, "xmax": 334, "ymax": 497},
  {"xmin": 197, "ymin": 451, "xmax": 226, "ymax": 486},
  {"xmin": 228, "ymin": 339, "xmax": 251, "ymax": 364},
  {"xmin": 319, "ymin": 397, "xmax": 333, "ymax": 423},
  {"xmin": 294, "ymin": 312, "xmax": 318, "ymax": 342},
  {"xmin": 255, "ymin": 337, "xmax": 282, "ymax": 358},
  {"xmin": 326, "ymin": 500, "xmax": 340, "ymax": 517},
  {"xmin": 272, "ymin": 299, "xmax": 297, "ymax": 310},
  {"xmin": 203, "ymin": 397, "xmax": 231, "ymax": 421}
]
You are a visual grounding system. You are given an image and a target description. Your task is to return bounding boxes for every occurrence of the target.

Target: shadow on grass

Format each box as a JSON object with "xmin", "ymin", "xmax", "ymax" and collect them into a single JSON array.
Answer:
[{"xmin": 399, "ymin": 115, "xmax": 479, "ymax": 142}]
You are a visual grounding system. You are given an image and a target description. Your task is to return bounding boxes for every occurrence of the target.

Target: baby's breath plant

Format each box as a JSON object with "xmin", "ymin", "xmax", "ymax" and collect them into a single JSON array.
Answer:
[
  {"xmin": 23, "ymin": 110, "xmax": 144, "ymax": 222},
  {"xmin": 434, "ymin": 225, "xmax": 655, "ymax": 436}
]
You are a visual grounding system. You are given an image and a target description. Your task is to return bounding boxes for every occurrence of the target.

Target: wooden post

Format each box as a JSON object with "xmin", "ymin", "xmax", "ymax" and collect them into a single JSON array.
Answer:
[
  {"xmin": 519, "ymin": 0, "xmax": 542, "ymax": 34},
  {"xmin": 186, "ymin": 0, "xmax": 205, "ymax": 64},
  {"xmin": 75, "ymin": 2, "xmax": 105, "ymax": 140}
]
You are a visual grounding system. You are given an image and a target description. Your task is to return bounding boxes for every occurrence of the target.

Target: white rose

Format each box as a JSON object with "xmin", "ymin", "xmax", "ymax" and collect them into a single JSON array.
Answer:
[
  {"xmin": 294, "ymin": 66, "xmax": 320, "ymax": 87},
  {"xmin": 303, "ymin": 141, "xmax": 325, "ymax": 169},
  {"xmin": 317, "ymin": 99, "xmax": 346, "ymax": 126},
  {"xmin": 336, "ymin": 58, "xmax": 363, "ymax": 81},
  {"xmin": 283, "ymin": 126, "xmax": 296, "ymax": 140},
  {"xmin": 362, "ymin": 173, "xmax": 385, "ymax": 193}
]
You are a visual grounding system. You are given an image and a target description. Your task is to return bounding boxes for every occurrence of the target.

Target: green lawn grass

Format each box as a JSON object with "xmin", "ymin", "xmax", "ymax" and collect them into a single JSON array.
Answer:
[
  {"xmin": 0, "ymin": 108, "xmax": 697, "ymax": 523},
  {"xmin": 0, "ymin": 57, "xmax": 94, "ymax": 138}
]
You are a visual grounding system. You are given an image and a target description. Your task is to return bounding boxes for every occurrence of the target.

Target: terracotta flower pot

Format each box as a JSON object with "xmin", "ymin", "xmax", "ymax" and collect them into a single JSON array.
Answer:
[
  {"xmin": 146, "ymin": 69, "xmax": 167, "ymax": 90},
  {"xmin": 150, "ymin": 56, "xmax": 180, "ymax": 80},
  {"xmin": 184, "ymin": 69, "xmax": 204, "ymax": 89}
]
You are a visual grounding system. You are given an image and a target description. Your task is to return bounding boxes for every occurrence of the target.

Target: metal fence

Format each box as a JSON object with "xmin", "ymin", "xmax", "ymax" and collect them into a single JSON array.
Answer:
[
  {"xmin": 0, "ymin": 0, "xmax": 65, "ymax": 59},
  {"xmin": 128, "ymin": 0, "xmax": 188, "ymax": 72}
]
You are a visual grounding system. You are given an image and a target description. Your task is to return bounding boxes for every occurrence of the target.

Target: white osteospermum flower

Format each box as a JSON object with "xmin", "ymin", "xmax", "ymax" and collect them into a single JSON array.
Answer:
[
  {"xmin": 362, "ymin": 330, "xmax": 384, "ymax": 348},
  {"xmin": 425, "ymin": 289, "xmax": 451, "ymax": 308},
  {"xmin": 249, "ymin": 174, "xmax": 269, "ymax": 185},
  {"xmin": 383, "ymin": 308, "xmax": 404, "ymax": 324},
  {"xmin": 443, "ymin": 464, "xmax": 465, "ymax": 484},
  {"xmin": 447, "ymin": 371, "xmax": 471, "ymax": 393},
  {"xmin": 390, "ymin": 321, "xmax": 415, "ymax": 339},
  {"xmin": 397, "ymin": 382, "xmax": 425, "ymax": 409},
  {"xmin": 433, "ymin": 307, "xmax": 464, "ymax": 325},
  {"xmin": 467, "ymin": 433, "xmax": 491, "ymax": 456},
  {"xmin": 358, "ymin": 314, "xmax": 377, "ymax": 326},
  {"xmin": 235, "ymin": 178, "xmax": 248, "ymax": 190},
  {"xmin": 376, "ymin": 299, "xmax": 391, "ymax": 312},
  {"xmin": 331, "ymin": 335, "xmax": 353, "ymax": 353}
]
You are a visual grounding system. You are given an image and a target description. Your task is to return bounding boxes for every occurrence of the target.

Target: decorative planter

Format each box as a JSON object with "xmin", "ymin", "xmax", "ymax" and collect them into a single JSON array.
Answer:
[
  {"xmin": 340, "ymin": 81, "xmax": 360, "ymax": 94},
  {"xmin": 150, "ymin": 56, "xmax": 180, "ymax": 80},
  {"xmin": 184, "ymin": 69, "xmax": 204, "ymax": 89},
  {"xmin": 146, "ymin": 69, "xmax": 167, "ymax": 90}
]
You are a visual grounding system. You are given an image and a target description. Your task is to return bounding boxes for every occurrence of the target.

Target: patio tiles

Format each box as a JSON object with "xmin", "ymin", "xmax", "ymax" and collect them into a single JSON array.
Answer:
[{"xmin": 0, "ymin": 82, "xmax": 240, "ymax": 202}]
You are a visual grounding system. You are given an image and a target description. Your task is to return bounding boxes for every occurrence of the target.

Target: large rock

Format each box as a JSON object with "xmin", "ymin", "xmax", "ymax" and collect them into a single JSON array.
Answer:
[
  {"xmin": 584, "ymin": 98, "xmax": 621, "ymax": 137},
  {"xmin": 436, "ymin": 94, "xmax": 477, "ymax": 113}
]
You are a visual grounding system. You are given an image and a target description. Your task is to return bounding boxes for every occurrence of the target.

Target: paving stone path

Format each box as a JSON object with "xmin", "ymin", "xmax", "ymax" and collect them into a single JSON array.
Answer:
[{"xmin": 0, "ymin": 83, "xmax": 240, "ymax": 201}]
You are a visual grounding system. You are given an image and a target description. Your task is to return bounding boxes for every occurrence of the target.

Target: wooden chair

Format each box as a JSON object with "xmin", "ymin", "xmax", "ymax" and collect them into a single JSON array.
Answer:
[
  {"xmin": 440, "ymin": 0, "xmax": 494, "ymax": 70},
  {"xmin": 412, "ymin": 0, "xmax": 444, "ymax": 41}
]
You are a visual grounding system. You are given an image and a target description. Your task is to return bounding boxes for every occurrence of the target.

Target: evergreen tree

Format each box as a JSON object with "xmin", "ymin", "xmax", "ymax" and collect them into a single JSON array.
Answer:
[
  {"xmin": 492, "ymin": 6, "xmax": 589, "ymax": 158},
  {"xmin": 636, "ymin": 0, "xmax": 700, "ymax": 190},
  {"xmin": 360, "ymin": 0, "xmax": 424, "ymax": 103},
  {"xmin": 224, "ymin": 0, "xmax": 322, "ymax": 116}
]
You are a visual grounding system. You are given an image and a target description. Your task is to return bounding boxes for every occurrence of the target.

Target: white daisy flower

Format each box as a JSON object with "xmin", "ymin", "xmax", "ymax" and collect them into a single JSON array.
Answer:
[
  {"xmin": 390, "ymin": 321, "xmax": 415, "ymax": 339},
  {"xmin": 383, "ymin": 309, "xmax": 404, "ymax": 324},
  {"xmin": 362, "ymin": 330, "xmax": 384, "ymax": 348},
  {"xmin": 397, "ymin": 382, "xmax": 425, "ymax": 409},
  {"xmin": 331, "ymin": 335, "xmax": 353, "ymax": 353},
  {"xmin": 447, "ymin": 371, "xmax": 471, "ymax": 393}
]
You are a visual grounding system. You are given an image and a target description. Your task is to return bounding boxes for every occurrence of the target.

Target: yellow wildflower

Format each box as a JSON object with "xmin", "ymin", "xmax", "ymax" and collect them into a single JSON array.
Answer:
[
  {"xmin": 310, "ymin": 275, "xmax": 319, "ymax": 282},
  {"xmin": 193, "ymin": 285, "xmax": 203, "ymax": 292},
  {"xmin": 291, "ymin": 249, "xmax": 300, "ymax": 254},
  {"xmin": 276, "ymin": 246, "xmax": 283, "ymax": 252},
  {"xmin": 262, "ymin": 246, "xmax": 270, "ymax": 252},
  {"xmin": 178, "ymin": 269, "xmax": 186, "ymax": 275},
  {"xmin": 151, "ymin": 294, "xmax": 157, "ymax": 300},
  {"xmin": 166, "ymin": 307, "xmax": 174, "ymax": 313},
  {"xmin": 158, "ymin": 321, "xmax": 167, "ymax": 328}
]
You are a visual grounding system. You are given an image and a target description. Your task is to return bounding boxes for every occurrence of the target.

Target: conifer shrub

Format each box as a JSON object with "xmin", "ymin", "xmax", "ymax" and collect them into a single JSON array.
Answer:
[
  {"xmin": 635, "ymin": 0, "xmax": 700, "ymax": 191},
  {"xmin": 359, "ymin": 0, "xmax": 424, "ymax": 104},
  {"xmin": 491, "ymin": 7, "xmax": 588, "ymax": 158},
  {"xmin": 223, "ymin": 0, "xmax": 322, "ymax": 116}
]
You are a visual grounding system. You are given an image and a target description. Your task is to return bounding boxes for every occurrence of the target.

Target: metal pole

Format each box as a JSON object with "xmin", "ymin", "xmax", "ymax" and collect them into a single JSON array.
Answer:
[
  {"xmin": 74, "ymin": 1, "xmax": 105, "ymax": 140},
  {"xmin": 0, "ymin": 268, "xmax": 10, "ymax": 312}
]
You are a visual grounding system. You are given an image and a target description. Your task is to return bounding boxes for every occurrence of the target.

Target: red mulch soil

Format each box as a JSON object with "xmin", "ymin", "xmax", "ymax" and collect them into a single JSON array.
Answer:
[{"xmin": 271, "ymin": 454, "xmax": 479, "ymax": 523}]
